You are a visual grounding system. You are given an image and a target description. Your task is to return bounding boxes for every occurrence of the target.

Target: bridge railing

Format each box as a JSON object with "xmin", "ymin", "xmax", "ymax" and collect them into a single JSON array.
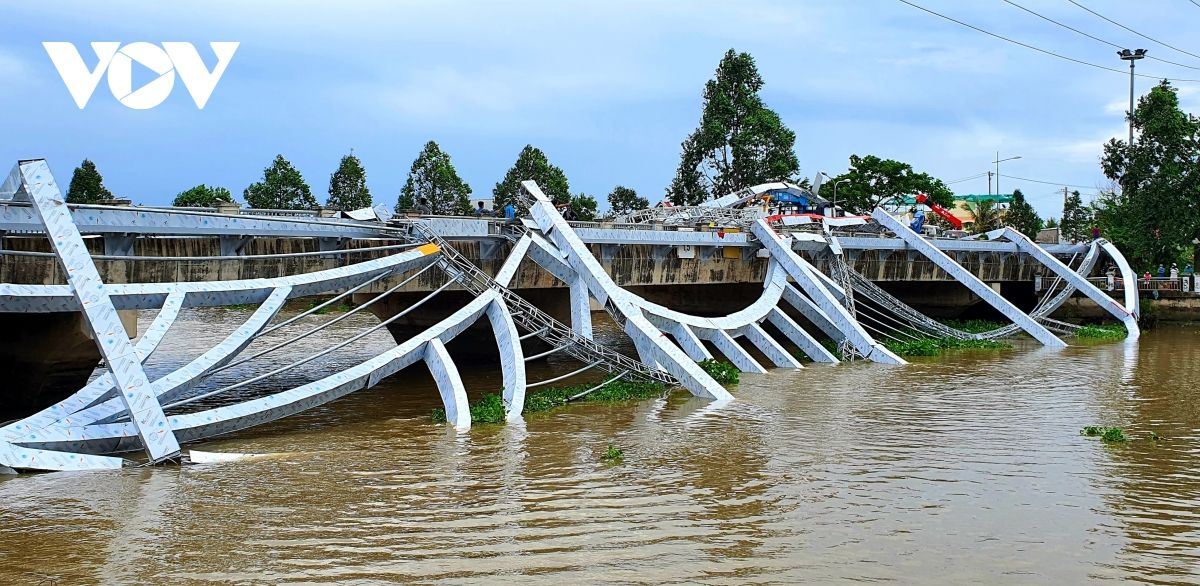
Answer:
[{"xmin": 1086, "ymin": 275, "xmax": 1197, "ymax": 293}]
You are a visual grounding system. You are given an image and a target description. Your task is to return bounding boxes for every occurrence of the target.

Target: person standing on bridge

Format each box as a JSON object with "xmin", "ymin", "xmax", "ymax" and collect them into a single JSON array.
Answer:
[
  {"xmin": 1158, "ymin": 264, "xmax": 1166, "ymax": 279},
  {"xmin": 503, "ymin": 201, "xmax": 516, "ymax": 221},
  {"xmin": 415, "ymin": 197, "xmax": 433, "ymax": 215},
  {"xmin": 474, "ymin": 201, "xmax": 492, "ymax": 218}
]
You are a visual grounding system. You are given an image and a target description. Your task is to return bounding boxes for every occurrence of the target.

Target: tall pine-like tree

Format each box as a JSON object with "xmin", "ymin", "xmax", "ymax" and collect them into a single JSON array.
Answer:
[
  {"xmin": 326, "ymin": 153, "xmax": 372, "ymax": 211},
  {"xmin": 65, "ymin": 159, "xmax": 114, "ymax": 204},
  {"xmin": 1005, "ymin": 188, "xmax": 1043, "ymax": 239},
  {"xmin": 398, "ymin": 141, "xmax": 472, "ymax": 215},
  {"xmin": 666, "ymin": 49, "xmax": 799, "ymax": 205},
  {"xmin": 492, "ymin": 145, "xmax": 570, "ymax": 210},
  {"xmin": 1060, "ymin": 189, "xmax": 1091, "ymax": 242},
  {"xmin": 243, "ymin": 155, "xmax": 317, "ymax": 210}
]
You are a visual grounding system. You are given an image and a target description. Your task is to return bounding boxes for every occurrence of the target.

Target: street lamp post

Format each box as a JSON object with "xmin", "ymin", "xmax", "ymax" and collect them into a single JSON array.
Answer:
[
  {"xmin": 820, "ymin": 172, "xmax": 851, "ymax": 217},
  {"xmin": 832, "ymin": 179, "xmax": 850, "ymax": 216},
  {"xmin": 1118, "ymin": 49, "xmax": 1147, "ymax": 145},
  {"xmin": 993, "ymin": 152, "xmax": 1021, "ymax": 196}
]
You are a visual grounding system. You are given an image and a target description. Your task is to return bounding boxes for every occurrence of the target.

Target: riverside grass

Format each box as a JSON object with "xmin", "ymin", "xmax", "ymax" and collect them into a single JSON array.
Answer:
[
  {"xmin": 432, "ymin": 359, "xmax": 743, "ymax": 425},
  {"xmin": 884, "ymin": 336, "xmax": 1010, "ymax": 357},
  {"xmin": 432, "ymin": 380, "xmax": 669, "ymax": 424}
]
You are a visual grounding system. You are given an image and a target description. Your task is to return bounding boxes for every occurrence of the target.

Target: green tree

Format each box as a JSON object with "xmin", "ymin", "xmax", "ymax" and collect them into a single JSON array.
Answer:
[
  {"xmin": 398, "ymin": 141, "xmax": 472, "ymax": 215},
  {"xmin": 1059, "ymin": 190, "xmax": 1092, "ymax": 242},
  {"xmin": 173, "ymin": 184, "xmax": 234, "ymax": 207},
  {"xmin": 667, "ymin": 49, "xmax": 800, "ymax": 205},
  {"xmin": 828, "ymin": 154, "xmax": 953, "ymax": 214},
  {"xmin": 1044, "ymin": 216, "xmax": 1059, "ymax": 229},
  {"xmin": 1005, "ymin": 188, "xmax": 1042, "ymax": 239},
  {"xmin": 963, "ymin": 199, "xmax": 1002, "ymax": 234},
  {"xmin": 65, "ymin": 159, "xmax": 114, "ymax": 204},
  {"xmin": 607, "ymin": 185, "xmax": 648, "ymax": 215},
  {"xmin": 493, "ymin": 145, "xmax": 570, "ymax": 210},
  {"xmin": 569, "ymin": 193, "xmax": 599, "ymax": 221},
  {"xmin": 1100, "ymin": 80, "xmax": 1200, "ymax": 267},
  {"xmin": 243, "ymin": 155, "xmax": 317, "ymax": 210},
  {"xmin": 326, "ymin": 153, "xmax": 372, "ymax": 211}
]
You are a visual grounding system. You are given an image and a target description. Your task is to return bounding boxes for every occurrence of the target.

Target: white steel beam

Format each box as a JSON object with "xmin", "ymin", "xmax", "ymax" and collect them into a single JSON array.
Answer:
[
  {"xmin": 871, "ymin": 208, "xmax": 1065, "ymax": 348},
  {"xmin": 17, "ymin": 160, "xmax": 180, "ymax": 463}
]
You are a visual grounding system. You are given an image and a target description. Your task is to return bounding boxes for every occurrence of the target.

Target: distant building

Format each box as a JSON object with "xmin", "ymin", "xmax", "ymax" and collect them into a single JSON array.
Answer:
[{"xmin": 895, "ymin": 193, "xmax": 1013, "ymax": 228}]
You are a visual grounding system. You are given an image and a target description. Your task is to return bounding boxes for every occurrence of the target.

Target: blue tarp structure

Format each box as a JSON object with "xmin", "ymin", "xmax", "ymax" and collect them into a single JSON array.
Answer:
[{"xmin": 770, "ymin": 190, "xmax": 810, "ymax": 206}]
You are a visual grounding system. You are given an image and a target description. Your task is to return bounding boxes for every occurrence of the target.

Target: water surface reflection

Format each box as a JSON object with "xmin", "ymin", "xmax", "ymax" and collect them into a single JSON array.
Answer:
[{"xmin": 2, "ymin": 310, "xmax": 1198, "ymax": 584}]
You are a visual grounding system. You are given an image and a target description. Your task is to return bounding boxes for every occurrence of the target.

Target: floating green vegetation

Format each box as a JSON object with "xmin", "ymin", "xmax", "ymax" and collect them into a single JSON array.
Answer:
[
  {"xmin": 468, "ymin": 393, "xmax": 507, "ymax": 424},
  {"xmin": 601, "ymin": 444, "xmax": 624, "ymax": 463},
  {"xmin": 884, "ymin": 336, "xmax": 1011, "ymax": 357},
  {"xmin": 939, "ymin": 318, "xmax": 1005, "ymax": 334},
  {"xmin": 1076, "ymin": 324, "xmax": 1127, "ymax": 340},
  {"xmin": 698, "ymin": 359, "xmax": 740, "ymax": 384},
  {"xmin": 1081, "ymin": 426, "xmax": 1128, "ymax": 443},
  {"xmin": 428, "ymin": 393, "xmax": 507, "ymax": 425},
  {"xmin": 432, "ymin": 381, "xmax": 668, "ymax": 423}
]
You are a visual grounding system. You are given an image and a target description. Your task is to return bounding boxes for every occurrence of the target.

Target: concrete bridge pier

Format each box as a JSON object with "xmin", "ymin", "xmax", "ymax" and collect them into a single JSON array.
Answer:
[{"xmin": 0, "ymin": 311, "xmax": 136, "ymax": 420}]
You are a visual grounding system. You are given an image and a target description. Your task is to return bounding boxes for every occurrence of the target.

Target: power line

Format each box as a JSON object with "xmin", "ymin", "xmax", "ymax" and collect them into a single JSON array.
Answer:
[
  {"xmin": 894, "ymin": 0, "xmax": 1200, "ymax": 82},
  {"xmin": 1190, "ymin": 0, "xmax": 1200, "ymax": 9},
  {"xmin": 1066, "ymin": 0, "xmax": 1200, "ymax": 62},
  {"xmin": 999, "ymin": 173, "xmax": 1098, "ymax": 189},
  {"xmin": 945, "ymin": 172, "xmax": 989, "ymax": 185},
  {"xmin": 1000, "ymin": 0, "xmax": 1200, "ymax": 71}
]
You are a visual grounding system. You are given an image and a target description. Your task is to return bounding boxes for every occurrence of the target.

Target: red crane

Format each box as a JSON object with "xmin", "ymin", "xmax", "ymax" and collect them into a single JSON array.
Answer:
[{"xmin": 915, "ymin": 193, "xmax": 962, "ymax": 230}]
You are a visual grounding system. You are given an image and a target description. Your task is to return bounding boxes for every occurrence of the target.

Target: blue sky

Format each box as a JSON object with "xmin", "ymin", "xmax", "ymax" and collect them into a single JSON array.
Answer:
[{"xmin": 1, "ymin": 0, "xmax": 1197, "ymax": 218}]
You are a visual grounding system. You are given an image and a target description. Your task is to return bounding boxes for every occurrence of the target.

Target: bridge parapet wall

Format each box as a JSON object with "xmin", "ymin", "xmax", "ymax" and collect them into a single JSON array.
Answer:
[{"xmin": 1, "ymin": 235, "xmax": 1070, "ymax": 290}]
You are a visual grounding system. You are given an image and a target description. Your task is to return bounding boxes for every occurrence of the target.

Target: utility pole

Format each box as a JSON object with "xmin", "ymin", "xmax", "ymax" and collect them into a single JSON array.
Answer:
[
  {"xmin": 1118, "ymin": 49, "xmax": 1147, "ymax": 145},
  {"xmin": 987, "ymin": 171, "xmax": 994, "ymax": 195},
  {"xmin": 992, "ymin": 153, "xmax": 1021, "ymax": 197}
]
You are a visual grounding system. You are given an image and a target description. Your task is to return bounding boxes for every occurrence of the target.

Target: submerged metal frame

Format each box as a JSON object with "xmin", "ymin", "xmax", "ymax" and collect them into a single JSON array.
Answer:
[{"xmin": 0, "ymin": 162, "xmax": 1144, "ymax": 473}]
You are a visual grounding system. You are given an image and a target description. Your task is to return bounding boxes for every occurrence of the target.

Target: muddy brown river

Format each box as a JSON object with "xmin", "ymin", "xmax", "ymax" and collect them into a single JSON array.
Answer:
[{"xmin": 2, "ymin": 308, "xmax": 1198, "ymax": 584}]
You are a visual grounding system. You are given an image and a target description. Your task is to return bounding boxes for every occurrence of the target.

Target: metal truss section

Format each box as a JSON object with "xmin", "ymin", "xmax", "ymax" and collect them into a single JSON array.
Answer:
[
  {"xmin": 752, "ymin": 219, "xmax": 904, "ymax": 364},
  {"xmin": 522, "ymin": 181, "xmax": 733, "ymax": 401},
  {"xmin": 17, "ymin": 293, "xmax": 519, "ymax": 457},
  {"xmin": 871, "ymin": 207, "xmax": 1066, "ymax": 348},
  {"xmin": 0, "ymin": 162, "xmax": 1146, "ymax": 472},
  {"xmin": 995, "ymin": 228, "xmax": 1139, "ymax": 339},
  {"xmin": 15, "ymin": 160, "xmax": 180, "ymax": 463}
]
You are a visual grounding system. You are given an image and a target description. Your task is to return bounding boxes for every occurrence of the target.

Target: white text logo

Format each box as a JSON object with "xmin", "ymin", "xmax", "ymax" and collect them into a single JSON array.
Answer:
[{"xmin": 43, "ymin": 42, "xmax": 239, "ymax": 109}]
